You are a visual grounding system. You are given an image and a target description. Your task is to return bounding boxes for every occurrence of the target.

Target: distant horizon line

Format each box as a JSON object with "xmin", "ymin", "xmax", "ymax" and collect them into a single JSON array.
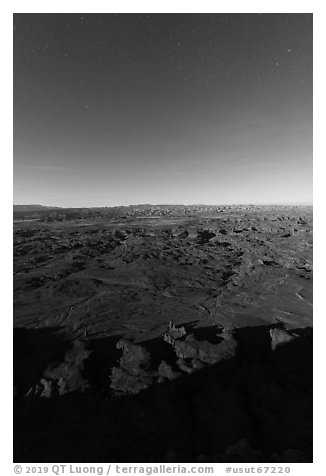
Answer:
[{"xmin": 13, "ymin": 202, "xmax": 313, "ymax": 208}]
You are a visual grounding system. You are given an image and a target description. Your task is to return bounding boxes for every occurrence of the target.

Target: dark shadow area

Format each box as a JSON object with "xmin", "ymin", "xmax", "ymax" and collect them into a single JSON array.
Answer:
[
  {"xmin": 197, "ymin": 230, "xmax": 216, "ymax": 244},
  {"xmin": 187, "ymin": 326, "xmax": 224, "ymax": 345},
  {"xmin": 13, "ymin": 324, "xmax": 312, "ymax": 463},
  {"xmin": 13, "ymin": 326, "xmax": 71, "ymax": 396},
  {"xmin": 139, "ymin": 337, "xmax": 179, "ymax": 370},
  {"xmin": 83, "ymin": 335, "xmax": 122, "ymax": 395},
  {"xmin": 235, "ymin": 325, "xmax": 275, "ymax": 363}
]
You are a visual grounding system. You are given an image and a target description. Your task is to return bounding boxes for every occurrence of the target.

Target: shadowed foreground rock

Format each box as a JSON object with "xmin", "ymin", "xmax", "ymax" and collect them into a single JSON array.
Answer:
[{"xmin": 110, "ymin": 339, "xmax": 153, "ymax": 394}]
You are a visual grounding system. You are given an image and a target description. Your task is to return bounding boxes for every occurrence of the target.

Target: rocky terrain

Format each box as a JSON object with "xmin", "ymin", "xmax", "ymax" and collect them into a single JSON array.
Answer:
[{"xmin": 13, "ymin": 205, "xmax": 313, "ymax": 462}]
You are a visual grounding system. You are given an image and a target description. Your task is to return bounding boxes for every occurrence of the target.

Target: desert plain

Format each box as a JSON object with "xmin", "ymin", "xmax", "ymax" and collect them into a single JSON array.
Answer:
[{"xmin": 13, "ymin": 204, "xmax": 313, "ymax": 463}]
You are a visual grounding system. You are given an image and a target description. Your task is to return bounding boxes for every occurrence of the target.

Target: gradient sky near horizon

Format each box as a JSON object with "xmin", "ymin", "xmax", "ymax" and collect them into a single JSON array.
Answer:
[{"xmin": 14, "ymin": 13, "xmax": 312, "ymax": 207}]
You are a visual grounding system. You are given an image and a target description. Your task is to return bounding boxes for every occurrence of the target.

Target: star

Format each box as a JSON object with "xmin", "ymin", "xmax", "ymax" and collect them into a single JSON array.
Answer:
[{"xmin": 183, "ymin": 77, "xmax": 191, "ymax": 88}]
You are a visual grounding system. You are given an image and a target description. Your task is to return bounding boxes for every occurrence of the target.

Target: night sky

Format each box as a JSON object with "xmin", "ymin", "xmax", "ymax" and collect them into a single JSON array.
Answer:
[{"xmin": 14, "ymin": 13, "xmax": 312, "ymax": 207}]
